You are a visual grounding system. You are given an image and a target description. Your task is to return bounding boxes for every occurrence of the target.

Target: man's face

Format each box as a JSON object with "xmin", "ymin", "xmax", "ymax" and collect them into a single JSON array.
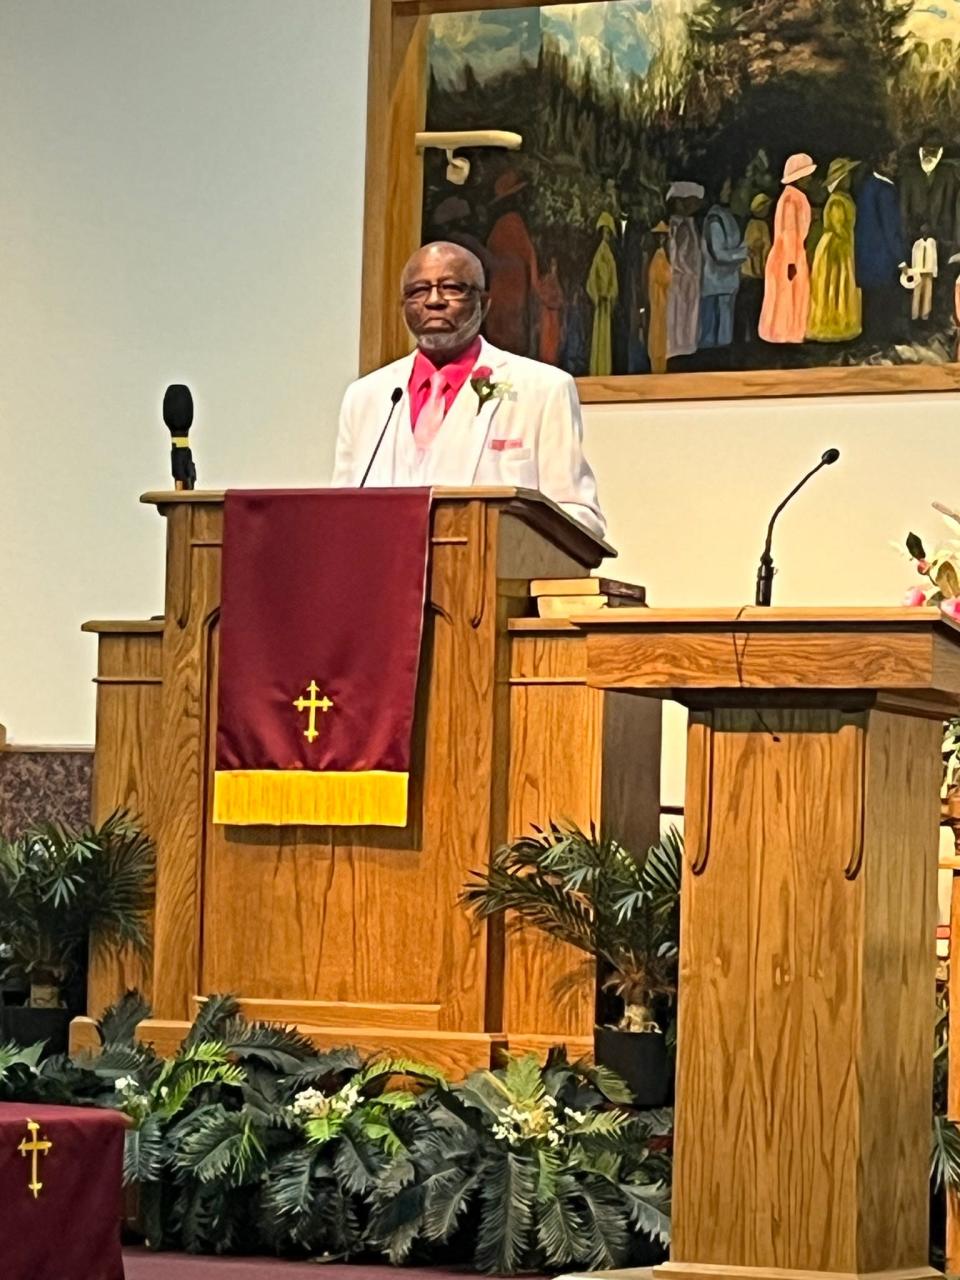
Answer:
[{"xmin": 400, "ymin": 246, "xmax": 489, "ymax": 354}]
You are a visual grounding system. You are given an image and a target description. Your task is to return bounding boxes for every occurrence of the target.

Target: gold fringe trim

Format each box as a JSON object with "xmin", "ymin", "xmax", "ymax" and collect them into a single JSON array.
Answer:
[{"xmin": 213, "ymin": 770, "xmax": 409, "ymax": 827}]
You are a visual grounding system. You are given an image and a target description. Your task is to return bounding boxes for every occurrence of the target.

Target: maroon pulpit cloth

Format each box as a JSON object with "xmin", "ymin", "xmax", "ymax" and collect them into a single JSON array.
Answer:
[
  {"xmin": 214, "ymin": 489, "xmax": 432, "ymax": 827},
  {"xmin": 0, "ymin": 1101, "xmax": 127, "ymax": 1280}
]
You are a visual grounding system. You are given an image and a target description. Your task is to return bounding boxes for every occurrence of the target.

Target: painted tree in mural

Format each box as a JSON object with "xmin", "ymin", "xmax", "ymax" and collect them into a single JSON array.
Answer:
[{"xmin": 679, "ymin": 0, "xmax": 914, "ymax": 171}]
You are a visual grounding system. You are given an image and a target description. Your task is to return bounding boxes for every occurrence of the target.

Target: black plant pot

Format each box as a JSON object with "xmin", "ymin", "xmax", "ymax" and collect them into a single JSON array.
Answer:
[
  {"xmin": 594, "ymin": 1025, "xmax": 671, "ymax": 1108},
  {"xmin": 0, "ymin": 1006, "xmax": 72, "ymax": 1057}
]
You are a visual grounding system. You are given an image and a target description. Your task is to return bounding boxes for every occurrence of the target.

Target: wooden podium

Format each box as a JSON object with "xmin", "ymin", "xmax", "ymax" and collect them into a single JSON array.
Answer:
[
  {"xmin": 75, "ymin": 489, "xmax": 661, "ymax": 1070},
  {"xmin": 581, "ymin": 606, "xmax": 959, "ymax": 1280}
]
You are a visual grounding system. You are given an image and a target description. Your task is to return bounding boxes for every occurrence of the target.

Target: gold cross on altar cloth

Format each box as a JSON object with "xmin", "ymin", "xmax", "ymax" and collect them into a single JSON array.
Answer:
[
  {"xmin": 18, "ymin": 1119, "xmax": 53, "ymax": 1199},
  {"xmin": 292, "ymin": 680, "xmax": 334, "ymax": 743}
]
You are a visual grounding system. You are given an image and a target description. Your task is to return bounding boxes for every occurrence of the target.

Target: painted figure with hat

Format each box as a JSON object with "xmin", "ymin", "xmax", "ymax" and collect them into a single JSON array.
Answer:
[
  {"xmin": 760, "ymin": 152, "xmax": 817, "ymax": 344},
  {"xmin": 332, "ymin": 239, "xmax": 604, "ymax": 537},
  {"xmin": 485, "ymin": 168, "xmax": 539, "ymax": 357},
  {"xmin": 665, "ymin": 180, "xmax": 705, "ymax": 360},
  {"xmin": 699, "ymin": 177, "xmax": 748, "ymax": 349},
  {"xmin": 807, "ymin": 157, "xmax": 862, "ymax": 342},
  {"xmin": 587, "ymin": 211, "xmax": 619, "ymax": 376},
  {"xmin": 734, "ymin": 192, "xmax": 773, "ymax": 347},
  {"xmin": 646, "ymin": 220, "xmax": 672, "ymax": 374}
]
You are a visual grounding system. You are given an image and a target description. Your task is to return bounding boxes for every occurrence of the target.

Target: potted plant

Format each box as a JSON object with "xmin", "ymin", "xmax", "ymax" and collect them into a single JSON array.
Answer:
[
  {"xmin": 0, "ymin": 811, "xmax": 154, "ymax": 1054},
  {"xmin": 462, "ymin": 823, "xmax": 682, "ymax": 1106}
]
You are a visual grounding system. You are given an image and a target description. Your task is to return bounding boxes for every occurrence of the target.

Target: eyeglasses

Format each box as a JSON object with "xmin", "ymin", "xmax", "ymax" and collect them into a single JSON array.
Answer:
[{"xmin": 401, "ymin": 280, "xmax": 479, "ymax": 303}]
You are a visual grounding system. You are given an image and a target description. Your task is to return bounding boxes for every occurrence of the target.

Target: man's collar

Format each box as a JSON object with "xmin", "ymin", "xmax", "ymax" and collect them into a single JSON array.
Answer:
[{"xmin": 413, "ymin": 335, "xmax": 482, "ymax": 383}]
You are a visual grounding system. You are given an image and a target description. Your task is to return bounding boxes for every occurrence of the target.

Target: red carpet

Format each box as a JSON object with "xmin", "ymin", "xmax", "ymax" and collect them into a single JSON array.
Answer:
[{"xmin": 122, "ymin": 1251, "xmax": 478, "ymax": 1279}]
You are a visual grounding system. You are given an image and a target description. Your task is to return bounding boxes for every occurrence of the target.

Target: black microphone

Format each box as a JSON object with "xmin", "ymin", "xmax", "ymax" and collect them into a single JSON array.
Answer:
[
  {"xmin": 163, "ymin": 384, "xmax": 196, "ymax": 491},
  {"xmin": 359, "ymin": 387, "xmax": 403, "ymax": 488},
  {"xmin": 755, "ymin": 448, "xmax": 840, "ymax": 606}
]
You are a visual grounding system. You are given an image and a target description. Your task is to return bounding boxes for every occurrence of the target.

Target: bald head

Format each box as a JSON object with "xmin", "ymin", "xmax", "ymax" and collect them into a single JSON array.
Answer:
[
  {"xmin": 402, "ymin": 241, "xmax": 485, "ymax": 291},
  {"xmin": 400, "ymin": 241, "xmax": 489, "ymax": 360}
]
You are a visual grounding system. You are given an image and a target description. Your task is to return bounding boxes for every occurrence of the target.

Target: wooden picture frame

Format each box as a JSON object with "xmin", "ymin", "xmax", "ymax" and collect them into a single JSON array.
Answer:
[{"xmin": 361, "ymin": 0, "xmax": 960, "ymax": 403}]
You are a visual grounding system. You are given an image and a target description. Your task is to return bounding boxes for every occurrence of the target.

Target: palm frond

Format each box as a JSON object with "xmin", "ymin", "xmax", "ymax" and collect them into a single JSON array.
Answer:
[
  {"xmin": 622, "ymin": 1180, "xmax": 672, "ymax": 1245},
  {"xmin": 536, "ymin": 1180, "xmax": 592, "ymax": 1266},
  {"xmin": 97, "ymin": 989, "xmax": 152, "ymax": 1045},
  {"xmin": 475, "ymin": 1151, "xmax": 538, "ymax": 1274},
  {"xmin": 172, "ymin": 1105, "xmax": 266, "ymax": 1185},
  {"xmin": 932, "ymin": 1114, "xmax": 960, "ymax": 1192},
  {"xmin": 183, "ymin": 995, "xmax": 241, "ymax": 1048}
]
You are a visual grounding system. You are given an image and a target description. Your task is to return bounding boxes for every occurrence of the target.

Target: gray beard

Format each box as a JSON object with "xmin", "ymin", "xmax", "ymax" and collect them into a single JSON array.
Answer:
[{"xmin": 412, "ymin": 310, "xmax": 483, "ymax": 355}]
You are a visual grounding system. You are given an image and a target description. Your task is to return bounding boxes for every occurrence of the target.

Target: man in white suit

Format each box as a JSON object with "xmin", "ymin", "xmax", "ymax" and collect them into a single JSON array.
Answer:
[{"xmin": 332, "ymin": 241, "xmax": 606, "ymax": 538}]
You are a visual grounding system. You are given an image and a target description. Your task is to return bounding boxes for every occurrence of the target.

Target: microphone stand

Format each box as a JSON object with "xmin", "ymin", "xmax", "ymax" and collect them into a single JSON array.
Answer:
[{"xmin": 755, "ymin": 450, "xmax": 839, "ymax": 606}]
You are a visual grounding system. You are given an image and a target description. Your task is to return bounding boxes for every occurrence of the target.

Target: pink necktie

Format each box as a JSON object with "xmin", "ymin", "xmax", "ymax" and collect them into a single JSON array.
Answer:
[{"xmin": 413, "ymin": 370, "xmax": 448, "ymax": 450}]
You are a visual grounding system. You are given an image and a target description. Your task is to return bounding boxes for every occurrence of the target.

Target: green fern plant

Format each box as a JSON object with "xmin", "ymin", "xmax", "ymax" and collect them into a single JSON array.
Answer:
[
  {"xmin": 463, "ymin": 823, "xmax": 682, "ymax": 1031},
  {"xmin": 368, "ymin": 1049, "xmax": 671, "ymax": 1275}
]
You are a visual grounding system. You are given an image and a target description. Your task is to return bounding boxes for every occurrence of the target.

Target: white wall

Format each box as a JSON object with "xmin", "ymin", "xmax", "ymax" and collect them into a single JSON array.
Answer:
[
  {"xmin": 0, "ymin": 0, "xmax": 368, "ymax": 742},
  {"xmin": 3, "ymin": 2, "xmax": 960, "ymax": 813}
]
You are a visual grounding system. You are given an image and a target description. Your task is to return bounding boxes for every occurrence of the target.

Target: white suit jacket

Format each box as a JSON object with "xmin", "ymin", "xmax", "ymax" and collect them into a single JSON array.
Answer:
[{"xmin": 331, "ymin": 338, "xmax": 606, "ymax": 538}]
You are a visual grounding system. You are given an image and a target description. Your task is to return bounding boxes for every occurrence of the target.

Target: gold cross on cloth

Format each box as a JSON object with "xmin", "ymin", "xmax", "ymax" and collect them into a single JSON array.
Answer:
[
  {"xmin": 18, "ymin": 1118, "xmax": 53, "ymax": 1199},
  {"xmin": 293, "ymin": 680, "xmax": 334, "ymax": 743}
]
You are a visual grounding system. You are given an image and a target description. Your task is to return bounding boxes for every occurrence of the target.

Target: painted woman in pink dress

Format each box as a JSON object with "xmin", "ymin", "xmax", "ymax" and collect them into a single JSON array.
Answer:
[{"xmin": 759, "ymin": 152, "xmax": 817, "ymax": 344}]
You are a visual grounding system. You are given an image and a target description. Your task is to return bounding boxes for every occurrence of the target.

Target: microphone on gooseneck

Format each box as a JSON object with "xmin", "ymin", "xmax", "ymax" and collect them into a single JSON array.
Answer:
[
  {"xmin": 359, "ymin": 387, "xmax": 403, "ymax": 488},
  {"xmin": 755, "ymin": 448, "xmax": 840, "ymax": 606},
  {"xmin": 163, "ymin": 384, "xmax": 196, "ymax": 491}
]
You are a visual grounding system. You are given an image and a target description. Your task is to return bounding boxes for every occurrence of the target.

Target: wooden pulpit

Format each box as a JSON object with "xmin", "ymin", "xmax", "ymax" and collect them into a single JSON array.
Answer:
[
  {"xmin": 582, "ymin": 606, "xmax": 958, "ymax": 1280},
  {"xmin": 75, "ymin": 489, "xmax": 661, "ymax": 1071}
]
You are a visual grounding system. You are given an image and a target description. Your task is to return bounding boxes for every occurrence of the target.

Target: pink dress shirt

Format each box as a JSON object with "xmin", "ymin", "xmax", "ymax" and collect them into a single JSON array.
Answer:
[{"xmin": 407, "ymin": 337, "xmax": 483, "ymax": 430}]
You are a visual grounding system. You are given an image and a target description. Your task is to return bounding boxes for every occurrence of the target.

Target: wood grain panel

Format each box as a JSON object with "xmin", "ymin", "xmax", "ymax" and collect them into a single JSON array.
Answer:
[
  {"xmin": 203, "ymin": 997, "xmax": 442, "ymax": 1030},
  {"xmin": 85, "ymin": 628, "xmax": 163, "ymax": 1015},
  {"xmin": 70, "ymin": 1015, "xmax": 501, "ymax": 1079},
  {"xmin": 857, "ymin": 711, "xmax": 940, "ymax": 1274},
  {"xmin": 587, "ymin": 628, "xmax": 937, "ymax": 694},
  {"xmin": 151, "ymin": 502, "xmax": 224, "ymax": 1018},
  {"xmin": 503, "ymin": 1033, "xmax": 593, "ymax": 1063},
  {"xmin": 360, "ymin": 0, "xmax": 427, "ymax": 373},
  {"xmin": 668, "ymin": 706, "xmax": 941, "ymax": 1280}
]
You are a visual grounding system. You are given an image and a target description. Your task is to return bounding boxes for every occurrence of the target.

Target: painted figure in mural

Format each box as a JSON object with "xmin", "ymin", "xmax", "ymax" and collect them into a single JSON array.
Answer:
[
  {"xmin": 665, "ymin": 181, "xmax": 704, "ymax": 360},
  {"xmin": 537, "ymin": 257, "xmax": 566, "ymax": 365},
  {"xmin": 735, "ymin": 193, "xmax": 773, "ymax": 347},
  {"xmin": 807, "ymin": 157, "xmax": 862, "ymax": 342},
  {"xmin": 900, "ymin": 131, "xmax": 960, "ymax": 247},
  {"xmin": 623, "ymin": 201, "xmax": 650, "ymax": 373},
  {"xmin": 646, "ymin": 220, "xmax": 672, "ymax": 374},
  {"xmin": 560, "ymin": 282, "xmax": 590, "ymax": 377},
  {"xmin": 485, "ymin": 170, "xmax": 539, "ymax": 357},
  {"xmin": 699, "ymin": 178, "xmax": 748, "ymax": 348},
  {"xmin": 910, "ymin": 222, "xmax": 938, "ymax": 322},
  {"xmin": 855, "ymin": 151, "xmax": 908, "ymax": 344},
  {"xmin": 804, "ymin": 173, "xmax": 829, "ymax": 270},
  {"xmin": 587, "ymin": 212, "xmax": 619, "ymax": 376},
  {"xmin": 731, "ymin": 149, "xmax": 775, "ymax": 221},
  {"xmin": 759, "ymin": 153, "xmax": 816, "ymax": 344}
]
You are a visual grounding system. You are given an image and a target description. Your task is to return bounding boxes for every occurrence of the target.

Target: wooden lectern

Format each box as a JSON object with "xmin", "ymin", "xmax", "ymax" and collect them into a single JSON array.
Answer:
[
  {"xmin": 76, "ymin": 489, "xmax": 661, "ymax": 1071},
  {"xmin": 582, "ymin": 606, "xmax": 959, "ymax": 1280}
]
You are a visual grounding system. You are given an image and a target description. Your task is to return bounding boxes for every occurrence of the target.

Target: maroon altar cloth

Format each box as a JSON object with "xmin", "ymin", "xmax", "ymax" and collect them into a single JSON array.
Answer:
[{"xmin": 0, "ymin": 1102, "xmax": 127, "ymax": 1280}]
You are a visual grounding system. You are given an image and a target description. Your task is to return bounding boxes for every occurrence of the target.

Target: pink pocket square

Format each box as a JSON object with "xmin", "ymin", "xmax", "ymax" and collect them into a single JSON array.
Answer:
[{"xmin": 488, "ymin": 438, "xmax": 524, "ymax": 451}]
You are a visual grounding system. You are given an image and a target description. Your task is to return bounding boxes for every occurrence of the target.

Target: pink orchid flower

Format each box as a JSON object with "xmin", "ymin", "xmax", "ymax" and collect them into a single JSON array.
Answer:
[
  {"xmin": 942, "ymin": 598, "xmax": 960, "ymax": 620},
  {"xmin": 902, "ymin": 587, "xmax": 927, "ymax": 607}
]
